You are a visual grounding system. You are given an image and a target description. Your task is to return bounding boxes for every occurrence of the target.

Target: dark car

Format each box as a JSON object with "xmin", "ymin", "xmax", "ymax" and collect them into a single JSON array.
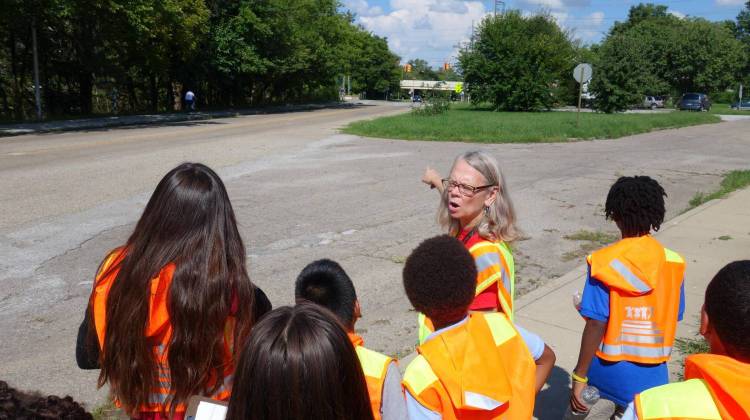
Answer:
[
  {"xmin": 677, "ymin": 93, "xmax": 711, "ymax": 111},
  {"xmin": 730, "ymin": 99, "xmax": 750, "ymax": 110},
  {"xmin": 412, "ymin": 94, "xmax": 422, "ymax": 103}
]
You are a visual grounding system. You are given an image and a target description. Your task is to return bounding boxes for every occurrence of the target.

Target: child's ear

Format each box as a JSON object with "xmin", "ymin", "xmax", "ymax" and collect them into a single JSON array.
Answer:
[
  {"xmin": 699, "ymin": 304, "xmax": 710, "ymax": 336},
  {"xmin": 354, "ymin": 299, "xmax": 362, "ymax": 322}
]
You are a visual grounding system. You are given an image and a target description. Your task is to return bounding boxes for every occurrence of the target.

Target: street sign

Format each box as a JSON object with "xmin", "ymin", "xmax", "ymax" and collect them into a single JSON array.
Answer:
[
  {"xmin": 573, "ymin": 63, "xmax": 593, "ymax": 84},
  {"xmin": 454, "ymin": 83, "xmax": 463, "ymax": 93}
]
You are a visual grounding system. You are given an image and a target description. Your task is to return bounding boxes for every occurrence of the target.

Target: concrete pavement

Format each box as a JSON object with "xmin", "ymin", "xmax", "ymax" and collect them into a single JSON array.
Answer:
[{"xmin": 522, "ymin": 187, "xmax": 750, "ymax": 420}]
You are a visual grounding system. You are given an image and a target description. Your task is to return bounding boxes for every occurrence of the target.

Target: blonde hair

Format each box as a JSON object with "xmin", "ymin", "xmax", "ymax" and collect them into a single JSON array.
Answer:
[{"xmin": 437, "ymin": 151, "xmax": 520, "ymax": 242}]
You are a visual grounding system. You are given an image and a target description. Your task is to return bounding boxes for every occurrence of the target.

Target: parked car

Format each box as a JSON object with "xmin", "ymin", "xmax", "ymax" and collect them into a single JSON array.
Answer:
[
  {"xmin": 412, "ymin": 94, "xmax": 422, "ymax": 103},
  {"xmin": 677, "ymin": 93, "xmax": 711, "ymax": 111},
  {"xmin": 730, "ymin": 99, "xmax": 750, "ymax": 110},
  {"xmin": 643, "ymin": 95, "xmax": 664, "ymax": 109}
]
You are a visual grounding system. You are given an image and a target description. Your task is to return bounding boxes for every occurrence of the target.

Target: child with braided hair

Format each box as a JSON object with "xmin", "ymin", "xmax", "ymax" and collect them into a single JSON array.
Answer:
[{"xmin": 569, "ymin": 176, "xmax": 687, "ymax": 418}]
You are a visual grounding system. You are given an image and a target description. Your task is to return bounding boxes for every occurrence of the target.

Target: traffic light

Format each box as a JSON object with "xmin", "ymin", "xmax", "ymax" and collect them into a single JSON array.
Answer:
[
  {"xmin": 404, "ymin": 64, "xmax": 412, "ymax": 73},
  {"xmin": 443, "ymin": 62, "xmax": 451, "ymax": 71}
]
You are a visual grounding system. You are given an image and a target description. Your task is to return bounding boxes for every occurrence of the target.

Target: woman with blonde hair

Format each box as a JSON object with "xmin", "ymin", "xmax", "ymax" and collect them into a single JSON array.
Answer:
[{"xmin": 419, "ymin": 150, "xmax": 520, "ymax": 342}]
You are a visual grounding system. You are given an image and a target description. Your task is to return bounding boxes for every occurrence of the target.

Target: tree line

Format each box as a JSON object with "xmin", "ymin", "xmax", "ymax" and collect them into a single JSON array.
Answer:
[
  {"xmin": 0, "ymin": 0, "xmax": 401, "ymax": 121},
  {"xmin": 457, "ymin": 2, "xmax": 750, "ymax": 112}
]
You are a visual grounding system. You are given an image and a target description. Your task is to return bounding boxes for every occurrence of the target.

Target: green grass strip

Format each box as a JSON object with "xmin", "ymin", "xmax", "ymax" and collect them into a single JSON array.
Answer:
[
  {"xmin": 688, "ymin": 170, "xmax": 750, "ymax": 210},
  {"xmin": 708, "ymin": 103, "xmax": 750, "ymax": 116},
  {"xmin": 343, "ymin": 104, "xmax": 720, "ymax": 143}
]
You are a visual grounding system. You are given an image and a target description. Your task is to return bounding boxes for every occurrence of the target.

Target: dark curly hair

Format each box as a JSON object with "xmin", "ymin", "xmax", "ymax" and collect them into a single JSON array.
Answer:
[
  {"xmin": 705, "ymin": 260, "xmax": 750, "ymax": 360},
  {"xmin": 0, "ymin": 381, "xmax": 93, "ymax": 419},
  {"xmin": 605, "ymin": 176, "xmax": 666, "ymax": 237},
  {"xmin": 295, "ymin": 259, "xmax": 357, "ymax": 328},
  {"xmin": 403, "ymin": 235, "xmax": 477, "ymax": 328}
]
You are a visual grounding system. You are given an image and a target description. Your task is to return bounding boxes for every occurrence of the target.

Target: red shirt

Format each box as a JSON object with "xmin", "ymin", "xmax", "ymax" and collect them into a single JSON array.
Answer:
[{"xmin": 457, "ymin": 228, "xmax": 500, "ymax": 311}]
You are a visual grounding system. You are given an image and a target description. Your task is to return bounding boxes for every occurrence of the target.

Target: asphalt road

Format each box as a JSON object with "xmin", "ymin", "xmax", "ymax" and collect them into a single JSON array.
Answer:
[{"xmin": 1, "ymin": 101, "xmax": 748, "ymax": 410}]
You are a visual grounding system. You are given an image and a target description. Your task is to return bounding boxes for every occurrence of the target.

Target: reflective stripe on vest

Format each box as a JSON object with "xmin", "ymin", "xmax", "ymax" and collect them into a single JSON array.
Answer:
[
  {"xmin": 484, "ymin": 312, "xmax": 516, "ymax": 346},
  {"xmin": 609, "ymin": 259, "xmax": 652, "ymax": 293},
  {"xmin": 355, "ymin": 345, "xmax": 392, "ymax": 420},
  {"xmin": 403, "ymin": 354, "xmax": 439, "ymax": 396},
  {"xmin": 635, "ymin": 379, "xmax": 721, "ymax": 419},
  {"xmin": 599, "ymin": 343, "xmax": 672, "ymax": 359}
]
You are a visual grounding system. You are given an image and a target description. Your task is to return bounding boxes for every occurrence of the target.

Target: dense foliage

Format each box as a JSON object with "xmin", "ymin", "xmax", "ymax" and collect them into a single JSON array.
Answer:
[
  {"xmin": 458, "ymin": 11, "xmax": 575, "ymax": 111},
  {"xmin": 591, "ymin": 3, "xmax": 748, "ymax": 112},
  {"xmin": 0, "ymin": 0, "xmax": 401, "ymax": 120}
]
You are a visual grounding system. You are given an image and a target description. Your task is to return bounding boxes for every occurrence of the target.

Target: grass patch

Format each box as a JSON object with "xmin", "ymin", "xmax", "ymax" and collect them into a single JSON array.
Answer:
[
  {"xmin": 92, "ymin": 401, "xmax": 126, "ymax": 420},
  {"xmin": 674, "ymin": 336, "xmax": 711, "ymax": 380},
  {"xmin": 562, "ymin": 230, "xmax": 620, "ymax": 262},
  {"xmin": 686, "ymin": 170, "xmax": 750, "ymax": 211},
  {"xmin": 343, "ymin": 103, "xmax": 720, "ymax": 143},
  {"xmin": 708, "ymin": 103, "xmax": 750, "ymax": 116}
]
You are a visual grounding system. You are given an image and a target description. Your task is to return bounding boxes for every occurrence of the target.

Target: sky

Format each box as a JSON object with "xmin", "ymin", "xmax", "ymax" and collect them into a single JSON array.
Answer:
[{"xmin": 341, "ymin": 0, "xmax": 747, "ymax": 68}]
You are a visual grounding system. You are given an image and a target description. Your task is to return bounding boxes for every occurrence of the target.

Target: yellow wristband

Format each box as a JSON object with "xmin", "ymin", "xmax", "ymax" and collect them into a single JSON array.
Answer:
[{"xmin": 571, "ymin": 372, "xmax": 588, "ymax": 383}]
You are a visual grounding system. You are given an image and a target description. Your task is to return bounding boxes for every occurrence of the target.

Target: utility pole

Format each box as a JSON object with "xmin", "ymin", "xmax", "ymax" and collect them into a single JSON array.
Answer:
[
  {"xmin": 493, "ymin": 1, "xmax": 505, "ymax": 16},
  {"xmin": 31, "ymin": 16, "xmax": 42, "ymax": 120}
]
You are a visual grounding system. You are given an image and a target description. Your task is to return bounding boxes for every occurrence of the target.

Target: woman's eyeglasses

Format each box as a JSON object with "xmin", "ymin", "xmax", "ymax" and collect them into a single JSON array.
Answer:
[{"xmin": 442, "ymin": 179, "xmax": 495, "ymax": 197}]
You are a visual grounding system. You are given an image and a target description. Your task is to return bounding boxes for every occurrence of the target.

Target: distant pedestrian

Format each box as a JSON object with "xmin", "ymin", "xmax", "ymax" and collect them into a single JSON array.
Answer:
[
  {"xmin": 185, "ymin": 89, "xmax": 195, "ymax": 111},
  {"xmin": 569, "ymin": 176, "xmax": 686, "ymax": 418}
]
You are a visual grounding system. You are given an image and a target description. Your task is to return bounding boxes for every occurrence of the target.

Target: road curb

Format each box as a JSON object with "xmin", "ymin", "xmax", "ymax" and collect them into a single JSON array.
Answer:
[{"xmin": 0, "ymin": 102, "xmax": 362, "ymax": 137}]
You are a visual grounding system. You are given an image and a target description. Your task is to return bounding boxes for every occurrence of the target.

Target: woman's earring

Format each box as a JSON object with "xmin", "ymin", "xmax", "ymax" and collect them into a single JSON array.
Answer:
[{"xmin": 484, "ymin": 206, "xmax": 490, "ymax": 215}]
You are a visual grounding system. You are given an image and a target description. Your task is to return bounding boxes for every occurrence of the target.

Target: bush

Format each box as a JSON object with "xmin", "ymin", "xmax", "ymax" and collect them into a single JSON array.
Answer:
[
  {"xmin": 459, "ymin": 11, "xmax": 575, "ymax": 111},
  {"xmin": 412, "ymin": 95, "xmax": 451, "ymax": 116}
]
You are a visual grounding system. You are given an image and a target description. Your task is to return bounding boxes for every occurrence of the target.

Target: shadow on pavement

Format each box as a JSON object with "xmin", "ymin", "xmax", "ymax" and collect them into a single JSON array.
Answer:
[{"xmin": 535, "ymin": 365, "xmax": 570, "ymax": 420}]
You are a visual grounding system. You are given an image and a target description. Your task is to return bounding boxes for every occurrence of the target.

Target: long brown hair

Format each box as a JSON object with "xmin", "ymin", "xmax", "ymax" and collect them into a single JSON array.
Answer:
[
  {"xmin": 226, "ymin": 304, "xmax": 374, "ymax": 420},
  {"xmin": 93, "ymin": 162, "xmax": 254, "ymax": 415}
]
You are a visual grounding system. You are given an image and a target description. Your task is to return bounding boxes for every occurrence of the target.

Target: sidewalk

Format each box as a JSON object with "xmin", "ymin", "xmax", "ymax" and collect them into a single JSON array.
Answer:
[
  {"xmin": 522, "ymin": 187, "xmax": 750, "ymax": 419},
  {"xmin": 0, "ymin": 102, "xmax": 363, "ymax": 137}
]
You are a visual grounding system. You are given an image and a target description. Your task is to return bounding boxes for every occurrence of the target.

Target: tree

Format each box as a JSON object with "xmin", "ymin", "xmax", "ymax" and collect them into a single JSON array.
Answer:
[
  {"xmin": 459, "ymin": 11, "xmax": 575, "ymax": 111},
  {"xmin": 591, "ymin": 4, "xmax": 746, "ymax": 112},
  {"xmin": 345, "ymin": 27, "xmax": 400, "ymax": 99},
  {"xmin": 402, "ymin": 59, "xmax": 439, "ymax": 81}
]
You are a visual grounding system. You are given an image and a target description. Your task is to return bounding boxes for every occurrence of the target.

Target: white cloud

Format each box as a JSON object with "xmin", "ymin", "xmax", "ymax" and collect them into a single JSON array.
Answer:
[
  {"xmin": 562, "ymin": 11, "xmax": 606, "ymax": 44},
  {"xmin": 342, "ymin": 0, "xmax": 385, "ymax": 17},
  {"xmin": 668, "ymin": 10, "xmax": 686, "ymax": 19},
  {"xmin": 358, "ymin": 0, "xmax": 488, "ymax": 68},
  {"xmin": 515, "ymin": 0, "xmax": 590, "ymax": 10},
  {"xmin": 715, "ymin": 0, "xmax": 744, "ymax": 5}
]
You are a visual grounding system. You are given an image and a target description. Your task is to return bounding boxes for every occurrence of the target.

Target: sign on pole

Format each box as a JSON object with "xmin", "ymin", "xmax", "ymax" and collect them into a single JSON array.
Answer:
[
  {"xmin": 573, "ymin": 63, "xmax": 593, "ymax": 127},
  {"xmin": 573, "ymin": 63, "xmax": 593, "ymax": 84}
]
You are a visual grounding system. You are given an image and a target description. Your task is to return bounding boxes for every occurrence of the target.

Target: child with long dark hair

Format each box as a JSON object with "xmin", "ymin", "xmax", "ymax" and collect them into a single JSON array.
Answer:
[
  {"xmin": 226, "ymin": 303, "xmax": 375, "ymax": 420},
  {"xmin": 77, "ymin": 162, "xmax": 270, "ymax": 419}
]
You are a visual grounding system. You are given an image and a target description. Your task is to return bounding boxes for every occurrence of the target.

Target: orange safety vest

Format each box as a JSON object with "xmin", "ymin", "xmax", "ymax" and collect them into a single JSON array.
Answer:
[
  {"xmin": 90, "ymin": 248, "xmax": 235, "ymax": 414},
  {"xmin": 349, "ymin": 333, "xmax": 394, "ymax": 420},
  {"xmin": 418, "ymin": 239, "xmax": 515, "ymax": 344},
  {"xmin": 587, "ymin": 236, "xmax": 685, "ymax": 364},
  {"xmin": 403, "ymin": 312, "xmax": 536, "ymax": 420},
  {"xmin": 634, "ymin": 354, "xmax": 750, "ymax": 420}
]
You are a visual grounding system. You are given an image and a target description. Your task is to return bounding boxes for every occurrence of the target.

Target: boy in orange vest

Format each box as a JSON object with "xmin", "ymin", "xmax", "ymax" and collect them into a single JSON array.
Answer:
[
  {"xmin": 570, "ymin": 176, "xmax": 686, "ymax": 417},
  {"xmin": 295, "ymin": 259, "xmax": 407, "ymax": 420},
  {"xmin": 401, "ymin": 235, "xmax": 555, "ymax": 419},
  {"xmin": 621, "ymin": 260, "xmax": 750, "ymax": 419}
]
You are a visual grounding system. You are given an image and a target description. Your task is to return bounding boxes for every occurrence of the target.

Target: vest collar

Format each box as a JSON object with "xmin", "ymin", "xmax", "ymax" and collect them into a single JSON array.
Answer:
[
  {"xmin": 685, "ymin": 353, "xmax": 750, "ymax": 419},
  {"xmin": 348, "ymin": 332, "xmax": 364, "ymax": 347},
  {"xmin": 590, "ymin": 235, "xmax": 664, "ymax": 295}
]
